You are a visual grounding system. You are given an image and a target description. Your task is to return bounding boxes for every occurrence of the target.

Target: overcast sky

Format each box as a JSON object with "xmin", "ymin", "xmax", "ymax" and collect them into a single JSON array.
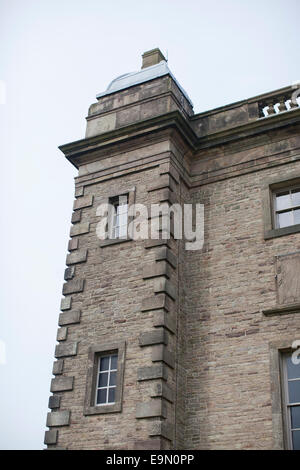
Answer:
[{"xmin": 0, "ymin": 0, "xmax": 299, "ymax": 450}]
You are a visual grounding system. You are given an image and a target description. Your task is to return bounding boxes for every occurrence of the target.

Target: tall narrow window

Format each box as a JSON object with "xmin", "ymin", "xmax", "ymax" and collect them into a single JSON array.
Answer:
[
  {"xmin": 109, "ymin": 194, "xmax": 128, "ymax": 239},
  {"xmin": 95, "ymin": 353, "xmax": 118, "ymax": 406},
  {"xmin": 282, "ymin": 352, "xmax": 300, "ymax": 450}
]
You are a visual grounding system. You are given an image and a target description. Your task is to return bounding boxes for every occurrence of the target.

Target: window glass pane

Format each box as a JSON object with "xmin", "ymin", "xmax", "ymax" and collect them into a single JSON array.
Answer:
[
  {"xmin": 291, "ymin": 189, "xmax": 300, "ymax": 207},
  {"xmin": 109, "ymin": 371, "xmax": 116, "ymax": 386},
  {"xmin": 286, "ymin": 355, "xmax": 300, "ymax": 380},
  {"xmin": 96, "ymin": 389, "xmax": 107, "ymax": 404},
  {"xmin": 291, "ymin": 406, "xmax": 300, "ymax": 429},
  {"xmin": 98, "ymin": 372, "xmax": 108, "ymax": 388},
  {"xmin": 111, "ymin": 355, "xmax": 118, "ymax": 370},
  {"xmin": 108, "ymin": 387, "xmax": 115, "ymax": 403},
  {"xmin": 288, "ymin": 380, "xmax": 300, "ymax": 404},
  {"xmin": 294, "ymin": 209, "xmax": 300, "ymax": 225},
  {"xmin": 100, "ymin": 356, "xmax": 110, "ymax": 371},
  {"xmin": 292, "ymin": 430, "xmax": 300, "ymax": 450},
  {"xmin": 277, "ymin": 211, "xmax": 293, "ymax": 228},
  {"xmin": 276, "ymin": 191, "xmax": 291, "ymax": 211}
]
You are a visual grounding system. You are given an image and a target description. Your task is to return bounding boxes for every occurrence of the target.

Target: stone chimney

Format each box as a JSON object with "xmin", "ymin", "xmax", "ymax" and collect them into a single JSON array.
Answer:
[{"xmin": 141, "ymin": 48, "xmax": 166, "ymax": 69}]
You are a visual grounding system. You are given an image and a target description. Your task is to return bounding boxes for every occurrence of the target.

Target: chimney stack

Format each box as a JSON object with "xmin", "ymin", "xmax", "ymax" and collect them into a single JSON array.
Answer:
[{"xmin": 141, "ymin": 48, "xmax": 166, "ymax": 69}]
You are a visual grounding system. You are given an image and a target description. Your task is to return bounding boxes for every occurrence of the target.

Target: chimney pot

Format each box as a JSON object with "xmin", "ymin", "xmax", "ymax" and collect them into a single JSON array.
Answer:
[{"xmin": 141, "ymin": 48, "xmax": 166, "ymax": 69}]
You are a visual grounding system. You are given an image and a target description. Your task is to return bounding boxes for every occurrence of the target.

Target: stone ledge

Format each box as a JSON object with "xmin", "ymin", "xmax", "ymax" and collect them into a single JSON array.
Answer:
[
  {"xmin": 50, "ymin": 376, "xmax": 74, "ymax": 392},
  {"xmin": 136, "ymin": 399, "xmax": 167, "ymax": 419},
  {"xmin": 262, "ymin": 303, "xmax": 300, "ymax": 316},
  {"xmin": 62, "ymin": 279, "xmax": 85, "ymax": 295},
  {"xmin": 137, "ymin": 364, "xmax": 168, "ymax": 382},
  {"xmin": 58, "ymin": 310, "xmax": 81, "ymax": 326},
  {"xmin": 55, "ymin": 342, "xmax": 78, "ymax": 358},
  {"xmin": 139, "ymin": 329, "xmax": 168, "ymax": 347}
]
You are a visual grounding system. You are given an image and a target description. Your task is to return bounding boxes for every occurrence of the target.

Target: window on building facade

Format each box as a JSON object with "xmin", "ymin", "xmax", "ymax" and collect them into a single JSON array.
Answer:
[
  {"xmin": 109, "ymin": 194, "xmax": 128, "ymax": 239},
  {"xmin": 84, "ymin": 341, "xmax": 125, "ymax": 415},
  {"xmin": 274, "ymin": 186, "xmax": 300, "ymax": 229},
  {"xmin": 281, "ymin": 352, "xmax": 300, "ymax": 450},
  {"xmin": 95, "ymin": 353, "xmax": 118, "ymax": 406}
]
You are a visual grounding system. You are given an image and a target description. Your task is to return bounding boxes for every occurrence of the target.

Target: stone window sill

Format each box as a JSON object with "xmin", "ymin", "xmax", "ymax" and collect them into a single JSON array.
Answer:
[
  {"xmin": 262, "ymin": 302, "xmax": 300, "ymax": 316},
  {"xmin": 100, "ymin": 237, "xmax": 132, "ymax": 248},
  {"xmin": 264, "ymin": 223, "xmax": 300, "ymax": 240}
]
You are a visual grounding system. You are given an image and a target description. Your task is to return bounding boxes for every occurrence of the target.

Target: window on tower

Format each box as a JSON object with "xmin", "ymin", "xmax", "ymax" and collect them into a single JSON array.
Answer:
[{"xmin": 84, "ymin": 341, "xmax": 126, "ymax": 415}]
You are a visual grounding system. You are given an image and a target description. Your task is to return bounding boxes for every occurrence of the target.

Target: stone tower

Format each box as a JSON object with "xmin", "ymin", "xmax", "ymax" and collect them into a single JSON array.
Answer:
[{"xmin": 45, "ymin": 49, "xmax": 300, "ymax": 450}]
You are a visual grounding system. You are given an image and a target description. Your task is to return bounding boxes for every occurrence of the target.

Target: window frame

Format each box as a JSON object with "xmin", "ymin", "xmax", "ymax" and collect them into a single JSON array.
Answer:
[
  {"xmin": 280, "ymin": 351, "xmax": 300, "ymax": 450},
  {"xmin": 84, "ymin": 341, "xmax": 126, "ymax": 415},
  {"xmin": 99, "ymin": 186, "xmax": 136, "ymax": 247},
  {"xmin": 269, "ymin": 338, "xmax": 300, "ymax": 449},
  {"xmin": 262, "ymin": 172, "xmax": 300, "ymax": 240},
  {"xmin": 273, "ymin": 185, "xmax": 300, "ymax": 230}
]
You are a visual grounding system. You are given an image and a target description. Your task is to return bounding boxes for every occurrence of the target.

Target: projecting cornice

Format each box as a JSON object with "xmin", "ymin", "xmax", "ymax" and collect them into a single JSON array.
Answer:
[{"xmin": 59, "ymin": 107, "xmax": 300, "ymax": 169}]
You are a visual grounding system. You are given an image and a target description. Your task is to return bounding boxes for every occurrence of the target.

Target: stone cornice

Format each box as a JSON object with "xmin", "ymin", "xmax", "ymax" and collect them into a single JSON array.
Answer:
[{"xmin": 59, "ymin": 108, "xmax": 300, "ymax": 168}]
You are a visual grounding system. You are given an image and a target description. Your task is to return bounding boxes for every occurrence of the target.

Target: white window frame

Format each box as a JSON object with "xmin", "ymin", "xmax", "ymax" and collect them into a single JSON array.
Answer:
[
  {"xmin": 109, "ymin": 194, "xmax": 128, "ymax": 239},
  {"xmin": 95, "ymin": 353, "xmax": 118, "ymax": 406},
  {"xmin": 274, "ymin": 185, "xmax": 300, "ymax": 229}
]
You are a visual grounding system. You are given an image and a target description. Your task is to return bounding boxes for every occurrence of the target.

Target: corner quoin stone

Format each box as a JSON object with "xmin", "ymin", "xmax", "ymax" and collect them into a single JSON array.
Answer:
[
  {"xmin": 55, "ymin": 342, "xmax": 78, "ymax": 358},
  {"xmin": 46, "ymin": 410, "xmax": 70, "ymax": 427}
]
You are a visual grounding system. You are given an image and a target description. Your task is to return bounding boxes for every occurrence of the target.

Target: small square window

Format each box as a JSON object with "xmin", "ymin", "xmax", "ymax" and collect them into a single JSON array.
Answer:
[{"xmin": 84, "ymin": 342, "xmax": 125, "ymax": 415}]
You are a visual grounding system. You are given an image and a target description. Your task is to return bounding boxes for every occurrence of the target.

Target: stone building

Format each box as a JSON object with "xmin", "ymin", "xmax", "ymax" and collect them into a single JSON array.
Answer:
[{"xmin": 44, "ymin": 49, "xmax": 300, "ymax": 450}]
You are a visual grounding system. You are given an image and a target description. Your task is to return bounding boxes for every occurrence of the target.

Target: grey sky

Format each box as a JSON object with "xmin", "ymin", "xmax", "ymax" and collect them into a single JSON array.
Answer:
[{"xmin": 0, "ymin": 0, "xmax": 299, "ymax": 449}]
